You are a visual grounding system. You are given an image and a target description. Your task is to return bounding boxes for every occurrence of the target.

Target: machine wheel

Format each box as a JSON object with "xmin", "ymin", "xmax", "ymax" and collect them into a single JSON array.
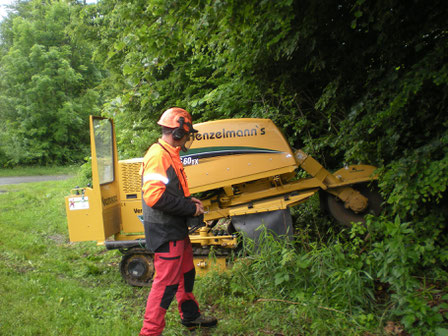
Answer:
[
  {"xmin": 120, "ymin": 248, "xmax": 154, "ymax": 287},
  {"xmin": 322, "ymin": 183, "xmax": 383, "ymax": 227}
]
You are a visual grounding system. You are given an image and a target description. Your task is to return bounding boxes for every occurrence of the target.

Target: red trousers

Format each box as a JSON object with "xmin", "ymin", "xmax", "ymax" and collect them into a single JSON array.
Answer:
[{"xmin": 139, "ymin": 238, "xmax": 200, "ymax": 336}]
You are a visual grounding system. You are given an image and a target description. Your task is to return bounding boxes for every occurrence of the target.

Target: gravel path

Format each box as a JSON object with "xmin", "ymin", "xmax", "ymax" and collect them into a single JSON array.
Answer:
[{"xmin": 0, "ymin": 175, "xmax": 73, "ymax": 185}]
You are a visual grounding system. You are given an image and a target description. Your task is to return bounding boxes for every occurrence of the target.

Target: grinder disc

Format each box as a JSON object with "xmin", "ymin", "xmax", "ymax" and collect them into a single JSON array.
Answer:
[{"xmin": 323, "ymin": 183, "xmax": 383, "ymax": 226}]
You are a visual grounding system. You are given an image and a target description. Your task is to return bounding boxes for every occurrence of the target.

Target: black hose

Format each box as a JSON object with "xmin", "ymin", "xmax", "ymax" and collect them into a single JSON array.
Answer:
[{"xmin": 105, "ymin": 239, "xmax": 146, "ymax": 250}]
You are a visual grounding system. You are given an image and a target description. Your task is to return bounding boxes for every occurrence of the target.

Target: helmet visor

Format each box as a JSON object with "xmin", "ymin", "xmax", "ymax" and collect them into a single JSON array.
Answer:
[{"xmin": 182, "ymin": 134, "xmax": 194, "ymax": 152}]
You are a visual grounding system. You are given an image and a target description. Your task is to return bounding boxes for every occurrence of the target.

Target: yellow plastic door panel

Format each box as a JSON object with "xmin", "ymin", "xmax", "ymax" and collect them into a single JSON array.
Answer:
[{"xmin": 65, "ymin": 117, "xmax": 121, "ymax": 242}]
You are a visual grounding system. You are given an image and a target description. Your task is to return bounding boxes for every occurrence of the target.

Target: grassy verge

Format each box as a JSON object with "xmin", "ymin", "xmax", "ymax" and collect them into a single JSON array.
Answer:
[
  {"xmin": 0, "ymin": 177, "xmax": 144, "ymax": 336},
  {"xmin": 0, "ymin": 165, "xmax": 79, "ymax": 177}
]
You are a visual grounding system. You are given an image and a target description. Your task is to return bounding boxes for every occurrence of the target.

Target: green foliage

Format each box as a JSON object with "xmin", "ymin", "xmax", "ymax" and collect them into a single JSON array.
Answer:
[
  {"xmin": 244, "ymin": 228, "xmax": 376, "ymax": 313},
  {"xmin": 196, "ymin": 228, "xmax": 378, "ymax": 334},
  {"xmin": 0, "ymin": 0, "xmax": 103, "ymax": 166},
  {"xmin": 364, "ymin": 214, "xmax": 448, "ymax": 334},
  {"xmin": 291, "ymin": 193, "xmax": 337, "ymax": 249},
  {"xmin": 379, "ymin": 131, "xmax": 448, "ymax": 218}
]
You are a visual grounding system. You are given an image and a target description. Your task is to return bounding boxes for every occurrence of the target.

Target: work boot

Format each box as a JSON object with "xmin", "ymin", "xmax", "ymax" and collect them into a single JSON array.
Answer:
[{"xmin": 181, "ymin": 314, "xmax": 218, "ymax": 328}]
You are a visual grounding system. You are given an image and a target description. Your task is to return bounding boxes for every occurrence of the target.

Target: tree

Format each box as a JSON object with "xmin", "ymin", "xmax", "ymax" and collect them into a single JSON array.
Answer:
[{"xmin": 0, "ymin": 0, "xmax": 103, "ymax": 166}]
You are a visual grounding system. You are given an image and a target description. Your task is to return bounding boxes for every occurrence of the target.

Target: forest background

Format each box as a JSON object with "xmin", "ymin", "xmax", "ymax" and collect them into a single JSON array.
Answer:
[{"xmin": 0, "ymin": 0, "xmax": 447, "ymax": 334}]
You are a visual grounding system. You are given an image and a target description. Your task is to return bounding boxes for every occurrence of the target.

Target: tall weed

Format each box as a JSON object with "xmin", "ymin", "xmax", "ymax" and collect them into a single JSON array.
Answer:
[
  {"xmin": 366, "ymin": 215, "xmax": 448, "ymax": 335},
  {"xmin": 196, "ymin": 226, "xmax": 380, "ymax": 334}
]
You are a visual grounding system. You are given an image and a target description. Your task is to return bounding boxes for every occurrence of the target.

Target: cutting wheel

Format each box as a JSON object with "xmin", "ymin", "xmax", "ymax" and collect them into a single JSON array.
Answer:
[
  {"xmin": 120, "ymin": 249, "xmax": 154, "ymax": 287},
  {"xmin": 322, "ymin": 183, "xmax": 383, "ymax": 226}
]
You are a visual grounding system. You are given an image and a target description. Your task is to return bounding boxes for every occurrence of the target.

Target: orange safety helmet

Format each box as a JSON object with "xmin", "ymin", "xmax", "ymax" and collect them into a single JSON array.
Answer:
[{"xmin": 157, "ymin": 107, "xmax": 196, "ymax": 133}]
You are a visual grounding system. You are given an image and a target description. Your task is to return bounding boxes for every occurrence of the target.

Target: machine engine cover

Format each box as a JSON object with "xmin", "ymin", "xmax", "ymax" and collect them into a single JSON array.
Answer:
[{"xmin": 182, "ymin": 119, "xmax": 298, "ymax": 194}]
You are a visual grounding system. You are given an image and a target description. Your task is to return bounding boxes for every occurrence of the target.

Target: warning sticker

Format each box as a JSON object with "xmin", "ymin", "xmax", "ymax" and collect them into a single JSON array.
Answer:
[{"xmin": 68, "ymin": 196, "xmax": 89, "ymax": 210}]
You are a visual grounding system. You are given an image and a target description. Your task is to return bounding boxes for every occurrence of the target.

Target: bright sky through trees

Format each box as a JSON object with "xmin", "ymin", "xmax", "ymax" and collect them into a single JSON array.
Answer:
[
  {"xmin": 0, "ymin": 0, "xmax": 97, "ymax": 21},
  {"xmin": 0, "ymin": 0, "xmax": 14, "ymax": 20}
]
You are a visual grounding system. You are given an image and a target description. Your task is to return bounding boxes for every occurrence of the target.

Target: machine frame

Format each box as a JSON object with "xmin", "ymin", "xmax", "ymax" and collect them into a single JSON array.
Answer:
[{"xmin": 65, "ymin": 116, "xmax": 380, "ymax": 286}]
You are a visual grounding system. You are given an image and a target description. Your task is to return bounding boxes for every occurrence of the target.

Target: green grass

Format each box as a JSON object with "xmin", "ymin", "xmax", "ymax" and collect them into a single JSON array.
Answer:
[
  {"xmin": 0, "ymin": 165, "xmax": 79, "ymax": 177},
  {"xmin": 0, "ymin": 175, "xmax": 146, "ymax": 336},
  {"xmin": 0, "ymin": 168, "xmax": 388, "ymax": 335}
]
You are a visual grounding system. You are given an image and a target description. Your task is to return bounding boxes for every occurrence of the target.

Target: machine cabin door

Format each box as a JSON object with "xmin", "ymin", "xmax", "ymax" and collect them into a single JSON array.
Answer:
[
  {"xmin": 89, "ymin": 116, "xmax": 121, "ymax": 241},
  {"xmin": 66, "ymin": 116, "xmax": 121, "ymax": 242}
]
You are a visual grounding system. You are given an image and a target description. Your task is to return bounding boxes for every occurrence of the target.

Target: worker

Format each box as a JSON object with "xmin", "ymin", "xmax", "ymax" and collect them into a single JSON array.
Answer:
[{"xmin": 139, "ymin": 107, "xmax": 217, "ymax": 336}]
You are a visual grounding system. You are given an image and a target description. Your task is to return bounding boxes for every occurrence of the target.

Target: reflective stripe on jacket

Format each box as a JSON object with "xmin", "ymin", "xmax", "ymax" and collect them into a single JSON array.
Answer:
[{"xmin": 140, "ymin": 138, "xmax": 196, "ymax": 251}]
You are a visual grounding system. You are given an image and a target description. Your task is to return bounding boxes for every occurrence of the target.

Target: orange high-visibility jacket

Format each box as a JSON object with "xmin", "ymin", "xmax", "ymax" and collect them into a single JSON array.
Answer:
[{"xmin": 140, "ymin": 139, "xmax": 196, "ymax": 251}]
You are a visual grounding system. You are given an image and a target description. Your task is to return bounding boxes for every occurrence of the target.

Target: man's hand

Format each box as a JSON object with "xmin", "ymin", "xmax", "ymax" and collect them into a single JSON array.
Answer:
[
  {"xmin": 191, "ymin": 197, "xmax": 204, "ymax": 216},
  {"xmin": 191, "ymin": 197, "xmax": 202, "ymax": 205}
]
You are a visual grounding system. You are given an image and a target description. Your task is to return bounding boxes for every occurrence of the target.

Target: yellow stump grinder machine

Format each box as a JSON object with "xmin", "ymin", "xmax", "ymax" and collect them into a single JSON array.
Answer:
[{"xmin": 65, "ymin": 116, "xmax": 382, "ymax": 286}]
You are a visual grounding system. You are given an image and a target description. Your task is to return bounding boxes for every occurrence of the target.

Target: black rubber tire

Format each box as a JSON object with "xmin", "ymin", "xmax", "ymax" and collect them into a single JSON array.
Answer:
[{"xmin": 119, "ymin": 249, "xmax": 154, "ymax": 287}]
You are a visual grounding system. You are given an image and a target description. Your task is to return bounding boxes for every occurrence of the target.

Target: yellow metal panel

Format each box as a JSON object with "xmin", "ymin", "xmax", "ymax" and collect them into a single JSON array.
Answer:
[
  {"xmin": 103, "ymin": 205, "xmax": 121, "ymax": 238},
  {"xmin": 65, "ymin": 188, "xmax": 105, "ymax": 242},
  {"xmin": 120, "ymin": 199, "xmax": 145, "ymax": 234},
  {"xmin": 184, "ymin": 119, "xmax": 298, "ymax": 193},
  {"xmin": 118, "ymin": 158, "xmax": 143, "ymax": 199},
  {"xmin": 190, "ymin": 165, "xmax": 297, "ymax": 194},
  {"xmin": 330, "ymin": 165, "xmax": 378, "ymax": 186},
  {"xmin": 189, "ymin": 231, "xmax": 238, "ymax": 248},
  {"xmin": 228, "ymin": 190, "xmax": 317, "ymax": 217},
  {"xmin": 112, "ymin": 233, "xmax": 146, "ymax": 241},
  {"xmin": 193, "ymin": 256, "xmax": 228, "ymax": 277}
]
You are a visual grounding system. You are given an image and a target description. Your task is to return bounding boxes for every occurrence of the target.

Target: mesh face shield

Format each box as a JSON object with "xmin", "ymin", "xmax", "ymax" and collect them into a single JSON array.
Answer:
[
  {"xmin": 181, "ymin": 122, "xmax": 197, "ymax": 152},
  {"xmin": 182, "ymin": 134, "xmax": 194, "ymax": 152}
]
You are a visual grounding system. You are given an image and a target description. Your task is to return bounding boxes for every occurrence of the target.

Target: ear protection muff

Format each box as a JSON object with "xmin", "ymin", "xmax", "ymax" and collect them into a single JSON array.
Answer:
[{"xmin": 172, "ymin": 116, "xmax": 187, "ymax": 141}]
